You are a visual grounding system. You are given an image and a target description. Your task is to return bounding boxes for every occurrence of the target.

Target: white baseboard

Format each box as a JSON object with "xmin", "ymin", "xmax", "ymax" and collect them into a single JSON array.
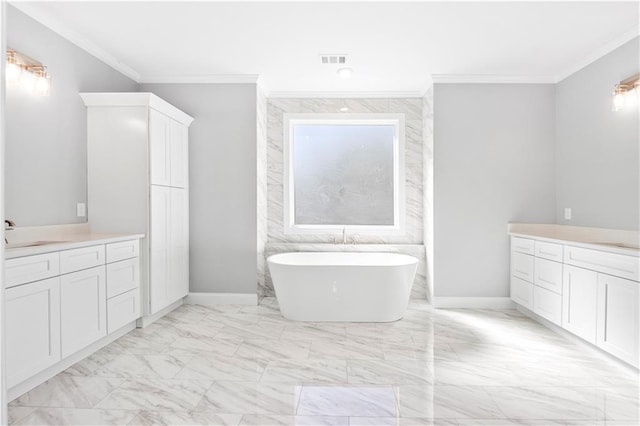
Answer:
[
  {"xmin": 186, "ymin": 292, "xmax": 258, "ymax": 306},
  {"xmin": 137, "ymin": 299, "xmax": 183, "ymax": 328},
  {"xmin": 433, "ymin": 297, "xmax": 515, "ymax": 309}
]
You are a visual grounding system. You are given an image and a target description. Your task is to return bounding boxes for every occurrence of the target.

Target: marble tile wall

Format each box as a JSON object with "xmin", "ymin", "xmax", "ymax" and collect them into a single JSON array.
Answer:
[
  {"xmin": 257, "ymin": 88, "xmax": 268, "ymax": 293},
  {"xmin": 423, "ymin": 86, "xmax": 434, "ymax": 303},
  {"xmin": 263, "ymin": 98, "xmax": 426, "ymax": 298}
]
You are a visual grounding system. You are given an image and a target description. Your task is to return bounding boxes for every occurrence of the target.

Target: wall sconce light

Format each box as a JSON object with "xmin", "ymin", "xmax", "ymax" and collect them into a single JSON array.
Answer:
[
  {"xmin": 612, "ymin": 73, "xmax": 639, "ymax": 111},
  {"xmin": 5, "ymin": 49, "xmax": 51, "ymax": 96}
]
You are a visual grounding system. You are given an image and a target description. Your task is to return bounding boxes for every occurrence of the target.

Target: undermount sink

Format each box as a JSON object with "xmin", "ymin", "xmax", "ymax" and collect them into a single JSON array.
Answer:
[
  {"xmin": 5, "ymin": 240, "xmax": 69, "ymax": 249},
  {"xmin": 589, "ymin": 242, "xmax": 640, "ymax": 250}
]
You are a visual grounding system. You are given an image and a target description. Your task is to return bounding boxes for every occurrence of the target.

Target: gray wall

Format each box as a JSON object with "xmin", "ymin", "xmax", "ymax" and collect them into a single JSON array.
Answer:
[
  {"xmin": 5, "ymin": 5, "xmax": 138, "ymax": 226},
  {"xmin": 433, "ymin": 84, "xmax": 556, "ymax": 297},
  {"xmin": 556, "ymin": 37, "xmax": 640, "ymax": 230},
  {"xmin": 139, "ymin": 84, "xmax": 258, "ymax": 295}
]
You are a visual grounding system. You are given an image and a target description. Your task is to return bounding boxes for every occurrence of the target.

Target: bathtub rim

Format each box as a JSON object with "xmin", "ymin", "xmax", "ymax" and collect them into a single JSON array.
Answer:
[{"xmin": 266, "ymin": 251, "xmax": 419, "ymax": 267}]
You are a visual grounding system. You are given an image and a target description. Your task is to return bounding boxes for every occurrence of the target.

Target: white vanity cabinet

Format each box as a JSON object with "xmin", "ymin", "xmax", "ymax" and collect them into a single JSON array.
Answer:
[
  {"xmin": 510, "ymin": 238, "xmax": 562, "ymax": 325},
  {"xmin": 510, "ymin": 234, "xmax": 639, "ymax": 368},
  {"xmin": 60, "ymin": 266, "xmax": 107, "ymax": 358},
  {"xmin": 5, "ymin": 237, "xmax": 142, "ymax": 395},
  {"xmin": 6, "ymin": 277, "xmax": 61, "ymax": 388},
  {"xmin": 562, "ymin": 264, "xmax": 598, "ymax": 344},
  {"xmin": 510, "ymin": 238, "xmax": 534, "ymax": 309},
  {"xmin": 82, "ymin": 93, "xmax": 193, "ymax": 318},
  {"xmin": 597, "ymin": 273, "xmax": 639, "ymax": 367}
]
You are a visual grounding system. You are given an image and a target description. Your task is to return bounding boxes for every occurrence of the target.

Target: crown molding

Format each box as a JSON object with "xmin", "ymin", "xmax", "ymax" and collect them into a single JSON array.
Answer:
[
  {"xmin": 140, "ymin": 74, "xmax": 260, "ymax": 84},
  {"xmin": 267, "ymin": 90, "xmax": 425, "ymax": 99},
  {"xmin": 9, "ymin": 1, "xmax": 141, "ymax": 82},
  {"xmin": 555, "ymin": 24, "xmax": 640, "ymax": 83},
  {"xmin": 431, "ymin": 74, "xmax": 556, "ymax": 84}
]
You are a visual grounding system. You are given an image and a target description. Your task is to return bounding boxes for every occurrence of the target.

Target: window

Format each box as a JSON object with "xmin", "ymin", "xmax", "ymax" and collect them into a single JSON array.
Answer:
[{"xmin": 283, "ymin": 113, "xmax": 405, "ymax": 234}]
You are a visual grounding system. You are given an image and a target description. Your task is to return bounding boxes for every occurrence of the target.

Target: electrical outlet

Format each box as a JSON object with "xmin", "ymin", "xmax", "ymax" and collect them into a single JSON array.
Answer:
[
  {"xmin": 564, "ymin": 207, "xmax": 572, "ymax": 220},
  {"xmin": 77, "ymin": 202, "xmax": 86, "ymax": 218}
]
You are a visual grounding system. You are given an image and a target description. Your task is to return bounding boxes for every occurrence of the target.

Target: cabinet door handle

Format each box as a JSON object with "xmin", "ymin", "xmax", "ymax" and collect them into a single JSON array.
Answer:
[
  {"xmin": 603, "ymin": 283, "xmax": 609, "ymax": 342},
  {"xmin": 567, "ymin": 273, "xmax": 571, "ymax": 323}
]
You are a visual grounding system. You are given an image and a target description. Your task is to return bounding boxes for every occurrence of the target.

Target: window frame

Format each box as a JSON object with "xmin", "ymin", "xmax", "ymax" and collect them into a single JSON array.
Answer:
[{"xmin": 283, "ymin": 113, "xmax": 406, "ymax": 235}]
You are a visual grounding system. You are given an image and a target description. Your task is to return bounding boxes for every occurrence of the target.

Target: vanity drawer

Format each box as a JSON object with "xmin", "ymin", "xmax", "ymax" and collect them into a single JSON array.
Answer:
[
  {"xmin": 107, "ymin": 287, "xmax": 141, "ymax": 334},
  {"xmin": 511, "ymin": 251, "xmax": 534, "ymax": 282},
  {"xmin": 564, "ymin": 245, "xmax": 639, "ymax": 281},
  {"xmin": 534, "ymin": 257, "xmax": 563, "ymax": 294},
  {"xmin": 511, "ymin": 276, "xmax": 533, "ymax": 310},
  {"xmin": 60, "ymin": 245, "xmax": 106, "ymax": 274},
  {"xmin": 533, "ymin": 285, "xmax": 562, "ymax": 326},
  {"xmin": 512, "ymin": 237, "xmax": 534, "ymax": 255},
  {"xmin": 5, "ymin": 252, "xmax": 60, "ymax": 288},
  {"xmin": 535, "ymin": 241, "xmax": 563, "ymax": 262},
  {"xmin": 106, "ymin": 240, "xmax": 139, "ymax": 264},
  {"xmin": 106, "ymin": 258, "xmax": 140, "ymax": 299}
]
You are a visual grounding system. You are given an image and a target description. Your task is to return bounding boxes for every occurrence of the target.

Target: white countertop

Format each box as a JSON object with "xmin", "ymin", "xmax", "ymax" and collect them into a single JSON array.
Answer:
[
  {"xmin": 508, "ymin": 223, "xmax": 639, "ymax": 257},
  {"xmin": 4, "ymin": 227, "xmax": 144, "ymax": 259}
]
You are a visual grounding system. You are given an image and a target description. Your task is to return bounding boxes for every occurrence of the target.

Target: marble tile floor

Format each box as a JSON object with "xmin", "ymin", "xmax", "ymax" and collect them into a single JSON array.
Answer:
[{"xmin": 8, "ymin": 298, "xmax": 639, "ymax": 425}]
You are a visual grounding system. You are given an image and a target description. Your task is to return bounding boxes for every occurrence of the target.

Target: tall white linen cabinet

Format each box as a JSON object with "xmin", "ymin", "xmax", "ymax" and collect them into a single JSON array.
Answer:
[{"xmin": 81, "ymin": 93, "xmax": 194, "ymax": 321}]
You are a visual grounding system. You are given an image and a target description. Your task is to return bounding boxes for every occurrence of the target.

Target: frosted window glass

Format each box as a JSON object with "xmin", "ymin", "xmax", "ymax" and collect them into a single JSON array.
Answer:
[{"xmin": 292, "ymin": 124, "xmax": 395, "ymax": 225}]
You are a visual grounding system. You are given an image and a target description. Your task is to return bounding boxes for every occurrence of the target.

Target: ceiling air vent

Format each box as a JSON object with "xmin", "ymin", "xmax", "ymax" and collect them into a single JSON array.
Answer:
[{"xmin": 320, "ymin": 54, "xmax": 348, "ymax": 65}]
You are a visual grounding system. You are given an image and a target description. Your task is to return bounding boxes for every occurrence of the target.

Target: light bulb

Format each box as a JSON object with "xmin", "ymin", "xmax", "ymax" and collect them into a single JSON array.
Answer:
[
  {"xmin": 337, "ymin": 67, "xmax": 353, "ymax": 79},
  {"xmin": 35, "ymin": 74, "xmax": 50, "ymax": 96},
  {"xmin": 613, "ymin": 92, "xmax": 625, "ymax": 111},
  {"xmin": 20, "ymin": 70, "xmax": 35, "ymax": 92},
  {"xmin": 624, "ymin": 87, "xmax": 638, "ymax": 108},
  {"xmin": 5, "ymin": 62, "xmax": 22, "ymax": 85}
]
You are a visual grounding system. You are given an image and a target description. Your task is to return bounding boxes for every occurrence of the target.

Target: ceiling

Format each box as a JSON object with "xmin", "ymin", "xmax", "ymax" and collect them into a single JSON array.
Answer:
[{"xmin": 11, "ymin": 1, "xmax": 640, "ymax": 96}]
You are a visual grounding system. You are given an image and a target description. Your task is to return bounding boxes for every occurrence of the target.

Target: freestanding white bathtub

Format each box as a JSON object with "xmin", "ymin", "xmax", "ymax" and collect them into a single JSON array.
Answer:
[{"xmin": 267, "ymin": 252, "xmax": 418, "ymax": 322}]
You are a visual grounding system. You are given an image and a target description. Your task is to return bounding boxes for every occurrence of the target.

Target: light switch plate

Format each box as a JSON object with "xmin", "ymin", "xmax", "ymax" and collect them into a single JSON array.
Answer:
[
  {"xmin": 564, "ymin": 207, "xmax": 572, "ymax": 220},
  {"xmin": 77, "ymin": 202, "xmax": 86, "ymax": 217}
]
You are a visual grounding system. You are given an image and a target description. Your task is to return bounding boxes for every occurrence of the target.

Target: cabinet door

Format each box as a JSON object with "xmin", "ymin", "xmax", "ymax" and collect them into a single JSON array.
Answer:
[
  {"xmin": 60, "ymin": 266, "xmax": 107, "ymax": 358},
  {"xmin": 562, "ymin": 265, "xmax": 597, "ymax": 344},
  {"xmin": 107, "ymin": 287, "xmax": 141, "ymax": 334},
  {"xmin": 597, "ymin": 274, "xmax": 639, "ymax": 367},
  {"xmin": 533, "ymin": 285, "xmax": 562, "ymax": 326},
  {"xmin": 149, "ymin": 109, "xmax": 171, "ymax": 186},
  {"xmin": 170, "ymin": 119, "xmax": 188, "ymax": 188},
  {"xmin": 534, "ymin": 258, "xmax": 563, "ymax": 294},
  {"xmin": 106, "ymin": 258, "xmax": 140, "ymax": 299},
  {"xmin": 170, "ymin": 188, "xmax": 189, "ymax": 302},
  {"xmin": 6, "ymin": 277, "xmax": 61, "ymax": 388},
  {"xmin": 511, "ymin": 252, "xmax": 534, "ymax": 282},
  {"xmin": 150, "ymin": 185, "xmax": 171, "ymax": 314},
  {"xmin": 511, "ymin": 276, "xmax": 533, "ymax": 309}
]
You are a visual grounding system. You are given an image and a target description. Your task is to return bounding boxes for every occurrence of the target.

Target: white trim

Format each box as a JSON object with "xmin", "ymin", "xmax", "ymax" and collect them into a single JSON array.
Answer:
[
  {"xmin": 555, "ymin": 25, "xmax": 640, "ymax": 83},
  {"xmin": 282, "ymin": 113, "xmax": 406, "ymax": 236},
  {"xmin": 431, "ymin": 74, "xmax": 556, "ymax": 84},
  {"xmin": 140, "ymin": 74, "xmax": 260, "ymax": 84},
  {"xmin": 80, "ymin": 92, "xmax": 194, "ymax": 126},
  {"xmin": 7, "ymin": 321, "xmax": 136, "ymax": 401},
  {"xmin": 268, "ymin": 91, "xmax": 425, "ymax": 99},
  {"xmin": 433, "ymin": 297, "xmax": 515, "ymax": 309},
  {"xmin": 9, "ymin": 1, "xmax": 140, "ymax": 82},
  {"xmin": 186, "ymin": 292, "xmax": 258, "ymax": 306},
  {"xmin": 137, "ymin": 298, "xmax": 183, "ymax": 328}
]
